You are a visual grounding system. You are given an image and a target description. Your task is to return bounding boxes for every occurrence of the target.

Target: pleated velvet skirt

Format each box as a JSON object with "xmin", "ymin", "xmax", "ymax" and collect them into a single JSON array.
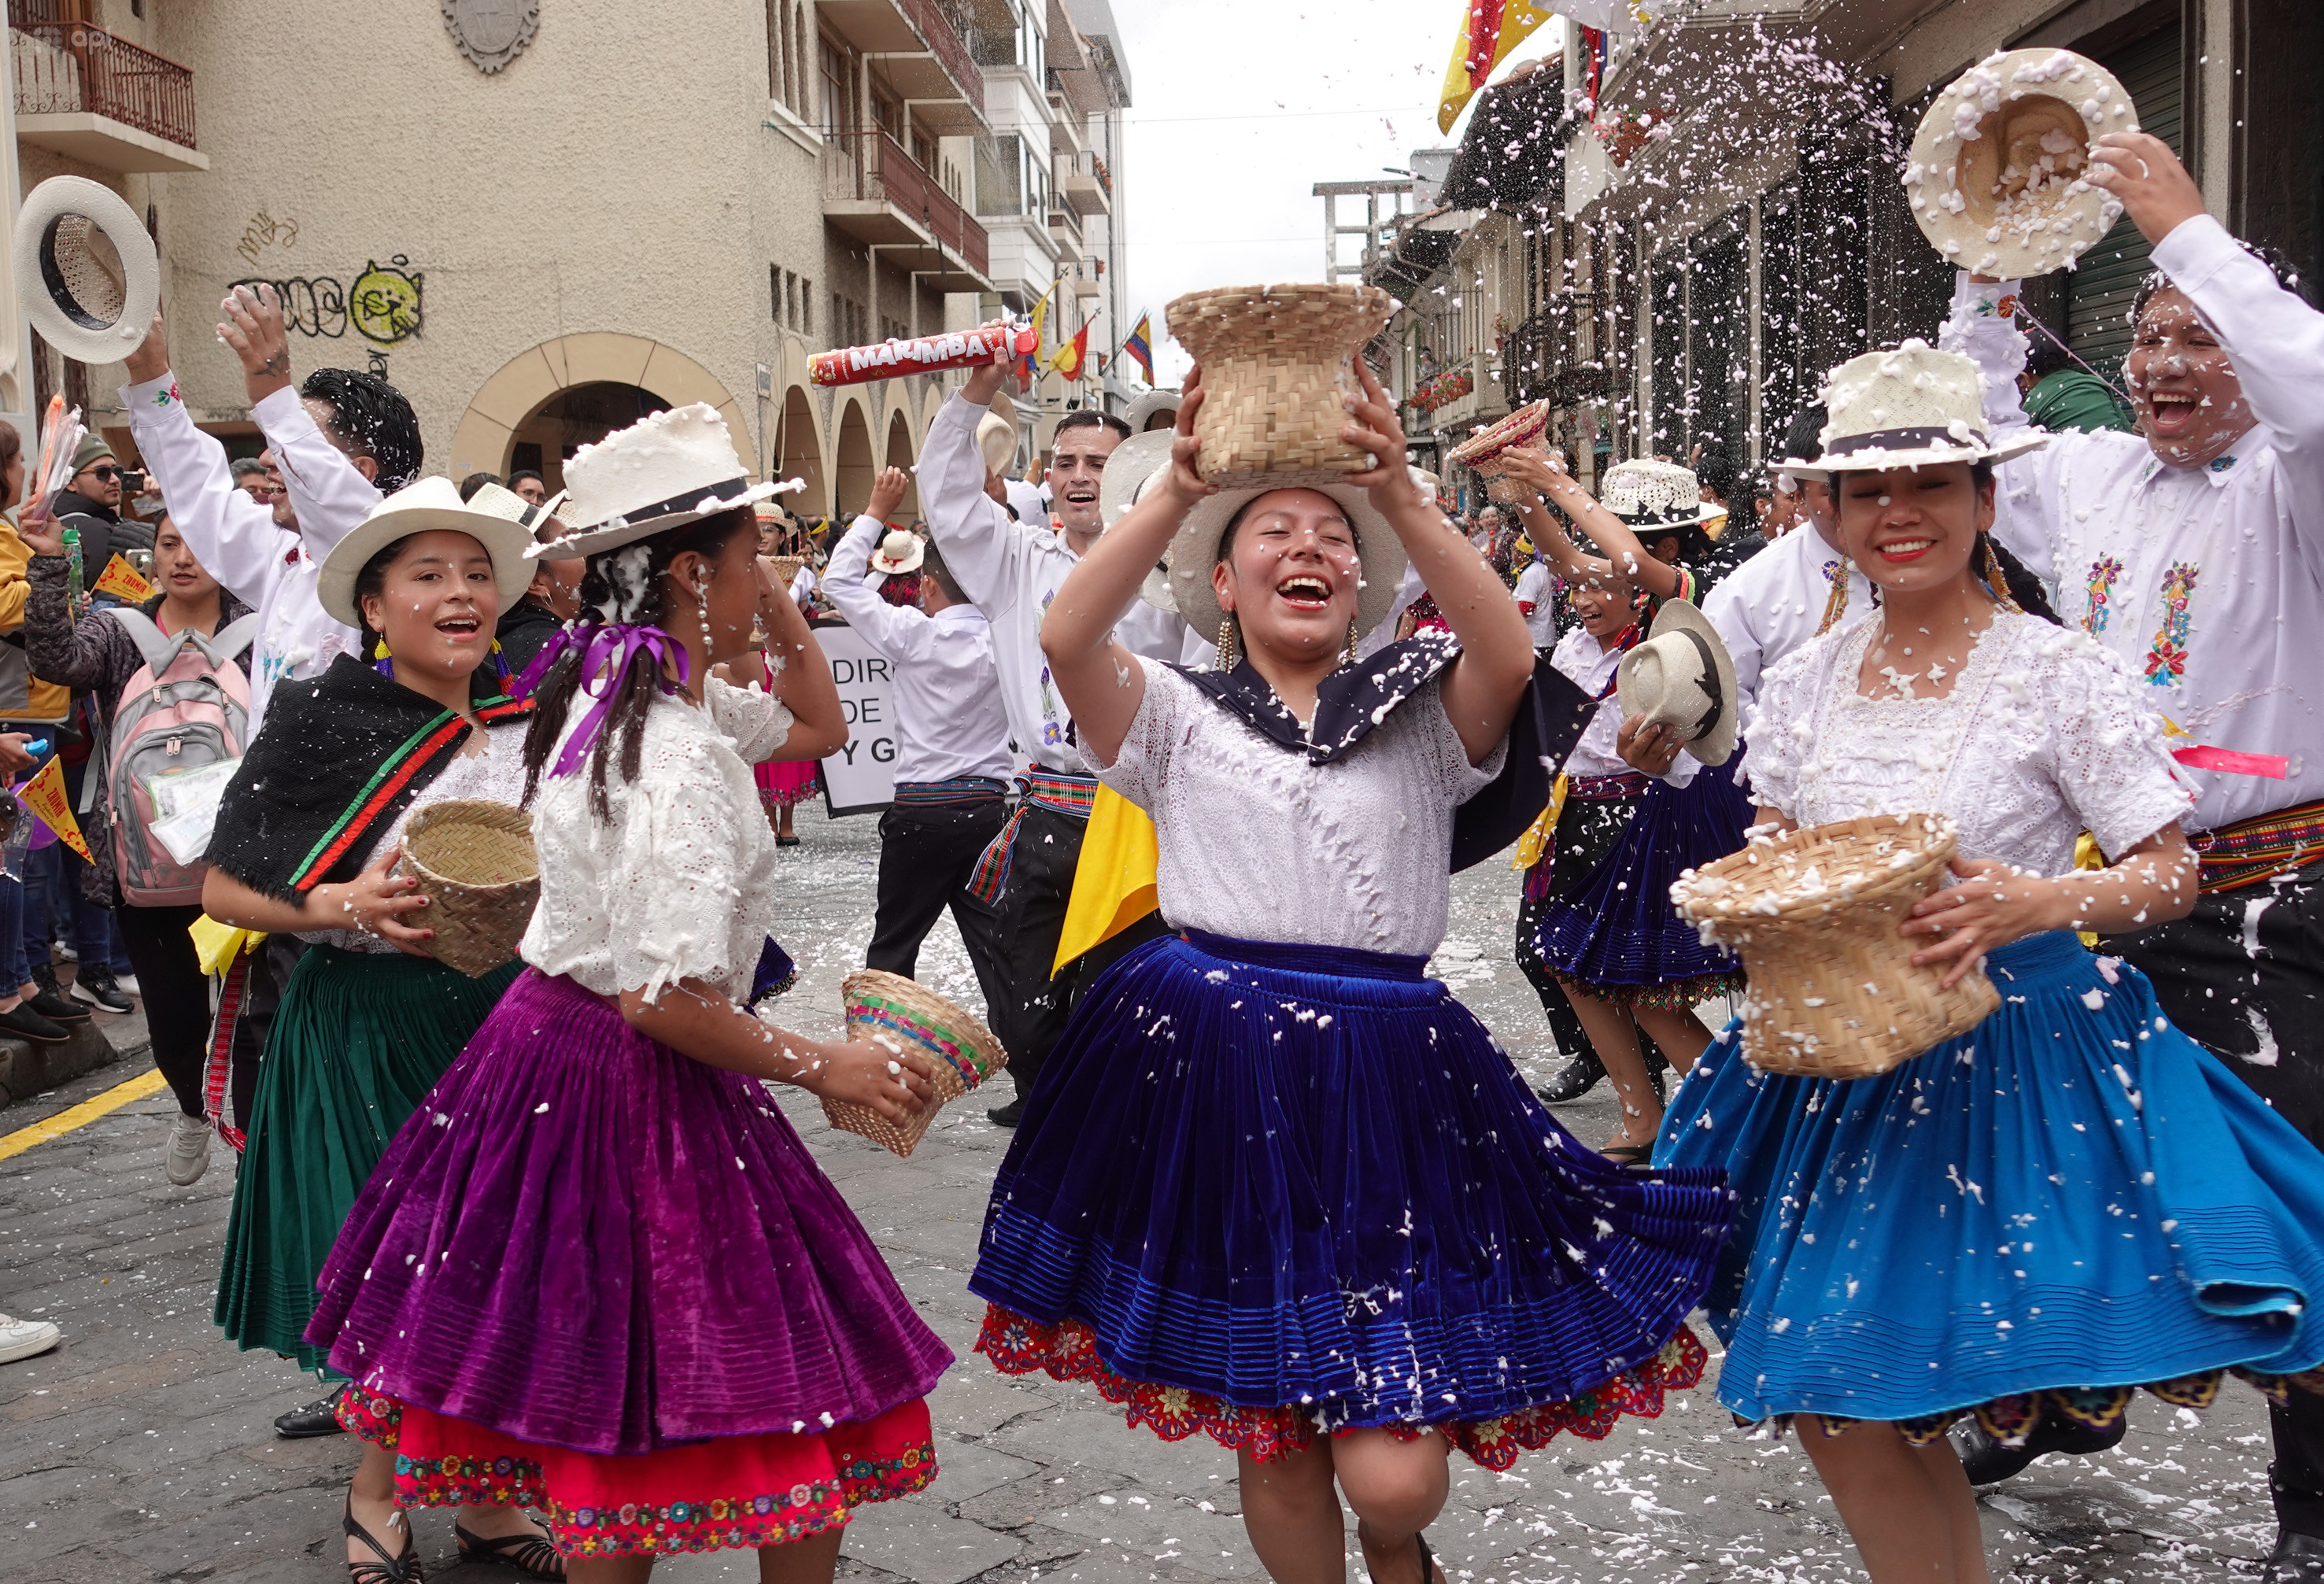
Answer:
[
  {"xmin": 1657, "ymin": 930, "xmax": 2324, "ymax": 1442},
  {"xmin": 970, "ymin": 930, "xmax": 1737, "ymax": 1467}
]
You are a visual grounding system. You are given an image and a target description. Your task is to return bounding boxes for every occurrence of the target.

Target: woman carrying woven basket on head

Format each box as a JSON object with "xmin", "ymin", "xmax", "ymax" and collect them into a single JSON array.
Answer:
[
  {"xmin": 200, "ymin": 478, "xmax": 565, "ymax": 1580},
  {"xmin": 1653, "ymin": 345, "xmax": 2324, "ymax": 1584},
  {"xmin": 301, "ymin": 405, "xmax": 953, "ymax": 1584},
  {"xmin": 971, "ymin": 360, "xmax": 1735, "ymax": 1584}
]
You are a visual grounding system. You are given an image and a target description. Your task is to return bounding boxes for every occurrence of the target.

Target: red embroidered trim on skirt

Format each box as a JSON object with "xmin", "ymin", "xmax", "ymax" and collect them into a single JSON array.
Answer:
[
  {"xmin": 1763, "ymin": 1364, "xmax": 2318, "ymax": 1446},
  {"xmin": 337, "ymin": 1389, "xmax": 936, "ymax": 1557},
  {"xmin": 974, "ymin": 1304, "xmax": 1709, "ymax": 1469}
]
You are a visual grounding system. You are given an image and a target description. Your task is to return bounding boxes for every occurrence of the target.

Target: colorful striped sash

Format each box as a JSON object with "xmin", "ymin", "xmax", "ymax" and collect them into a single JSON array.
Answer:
[
  {"xmin": 2192, "ymin": 796, "xmax": 2324, "ymax": 894},
  {"xmin": 1566, "ymin": 770, "xmax": 1651, "ymax": 801},
  {"xmin": 892, "ymin": 777, "xmax": 1010, "ymax": 807},
  {"xmin": 965, "ymin": 767, "xmax": 1099, "ymax": 904}
]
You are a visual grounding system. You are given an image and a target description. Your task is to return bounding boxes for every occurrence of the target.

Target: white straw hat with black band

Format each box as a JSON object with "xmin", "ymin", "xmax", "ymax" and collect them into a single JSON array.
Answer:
[
  {"xmin": 1786, "ymin": 341, "xmax": 2049, "ymax": 479},
  {"xmin": 317, "ymin": 476, "xmax": 537, "ymax": 629},
  {"xmin": 1616, "ymin": 598, "xmax": 1741, "ymax": 767},
  {"xmin": 13, "ymin": 176, "xmax": 161, "ymax": 366},
  {"xmin": 544, "ymin": 404, "xmax": 796, "ymax": 560}
]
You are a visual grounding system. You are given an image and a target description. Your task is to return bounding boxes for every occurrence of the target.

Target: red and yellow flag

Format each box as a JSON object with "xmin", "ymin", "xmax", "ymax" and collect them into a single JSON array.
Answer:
[
  {"xmin": 1047, "ymin": 318, "xmax": 1093, "ymax": 382},
  {"xmin": 93, "ymin": 554, "xmax": 155, "ymax": 604},
  {"xmin": 1438, "ymin": 1, "xmax": 1557, "ymax": 133}
]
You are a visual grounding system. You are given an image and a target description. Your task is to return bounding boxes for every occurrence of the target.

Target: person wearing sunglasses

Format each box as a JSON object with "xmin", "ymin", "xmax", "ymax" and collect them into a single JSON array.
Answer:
[{"xmin": 50, "ymin": 435, "xmax": 155, "ymax": 604}]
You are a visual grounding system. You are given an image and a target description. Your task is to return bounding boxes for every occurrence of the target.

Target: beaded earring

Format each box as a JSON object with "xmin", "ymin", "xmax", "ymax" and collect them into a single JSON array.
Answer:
[
  {"xmin": 692, "ymin": 568, "xmax": 715, "ymax": 653},
  {"xmin": 1217, "ymin": 614, "xmax": 1239, "ymax": 669},
  {"xmin": 1343, "ymin": 620, "xmax": 1359, "ymax": 664}
]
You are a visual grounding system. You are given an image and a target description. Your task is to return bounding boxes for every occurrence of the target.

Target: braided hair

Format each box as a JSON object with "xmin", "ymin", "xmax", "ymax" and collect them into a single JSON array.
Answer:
[{"xmin": 519, "ymin": 504, "xmax": 755, "ymax": 819}]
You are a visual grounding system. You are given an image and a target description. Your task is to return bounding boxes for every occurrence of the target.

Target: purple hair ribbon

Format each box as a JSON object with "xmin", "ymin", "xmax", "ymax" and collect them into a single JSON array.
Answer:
[{"xmin": 513, "ymin": 623, "xmax": 692, "ymax": 777}]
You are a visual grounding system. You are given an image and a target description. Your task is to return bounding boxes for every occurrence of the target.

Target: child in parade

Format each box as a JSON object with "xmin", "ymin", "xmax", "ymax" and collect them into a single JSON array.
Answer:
[
  {"xmin": 1657, "ymin": 345, "xmax": 2324, "ymax": 1584},
  {"xmin": 303, "ymin": 406, "xmax": 951, "ymax": 1583},
  {"xmin": 969, "ymin": 362, "xmax": 1733, "ymax": 1584}
]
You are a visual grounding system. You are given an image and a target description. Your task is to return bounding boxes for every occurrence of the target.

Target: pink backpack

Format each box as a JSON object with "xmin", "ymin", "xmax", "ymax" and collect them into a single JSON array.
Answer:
[{"xmin": 104, "ymin": 609, "xmax": 258, "ymax": 907}]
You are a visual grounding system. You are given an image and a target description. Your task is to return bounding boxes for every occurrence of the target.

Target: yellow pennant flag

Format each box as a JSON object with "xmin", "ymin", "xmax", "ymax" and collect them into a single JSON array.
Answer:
[
  {"xmin": 17, "ymin": 755, "xmax": 91, "ymax": 862},
  {"xmin": 1052, "ymin": 785, "xmax": 1160, "ymax": 977},
  {"xmin": 1439, "ymin": 1, "xmax": 1557, "ymax": 135},
  {"xmin": 93, "ymin": 553, "xmax": 156, "ymax": 604}
]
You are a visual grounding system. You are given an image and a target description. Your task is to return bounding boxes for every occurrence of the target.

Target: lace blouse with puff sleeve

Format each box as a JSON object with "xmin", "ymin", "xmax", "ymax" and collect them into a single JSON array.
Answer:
[
  {"xmin": 519, "ymin": 674, "xmax": 796, "ymax": 1002},
  {"xmin": 1095, "ymin": 657, "xmax": 1501, "ymax": 957},
  {"xmin": 1742, "ymin": 610, "xmax": 2192, "ymax": 874}
]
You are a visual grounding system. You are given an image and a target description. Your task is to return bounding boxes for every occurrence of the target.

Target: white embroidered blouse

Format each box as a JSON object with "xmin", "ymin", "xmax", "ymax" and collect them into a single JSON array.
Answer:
[
  {"xmin": 519, "ymin": 677, "xmax": 796, "ymax": 1001},
  {"xmin": 1095, "ymin": 659, "xmax": 1502, "ymax": 958},
  {"xmin": 1743, "ymin": 611, "xmax": 2193, "ymax": 874}
]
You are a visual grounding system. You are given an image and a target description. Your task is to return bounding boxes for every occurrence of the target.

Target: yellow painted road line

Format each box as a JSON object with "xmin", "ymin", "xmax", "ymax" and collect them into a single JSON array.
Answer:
[{"xmin": 0, "ymin": 1068, "xmax": 168, "ymax": 1162}]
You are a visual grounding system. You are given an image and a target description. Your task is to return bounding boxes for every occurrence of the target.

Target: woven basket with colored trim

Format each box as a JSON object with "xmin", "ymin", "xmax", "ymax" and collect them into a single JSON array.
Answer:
[
  {"xmin": 1165, "ymin": 283, "xmax": 1395, "ymax": 489},
  {"xmin": 1450, "ymin": 401, "xmax": 1550, "ymax": 504},
  {"xmin": 825, "ymin": 969, "xmax": 1008, "ymax": 1158},
  {"xmin": 397, "ymin": 799, "xmax": 539, "ymax": 979},
  {"xmin": 1672, "ymin": 812, "xmax": 1998, "ymax": 1079}
]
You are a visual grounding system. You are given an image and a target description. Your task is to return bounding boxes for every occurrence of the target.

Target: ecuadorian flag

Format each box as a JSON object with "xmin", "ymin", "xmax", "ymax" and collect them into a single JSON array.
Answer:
[{"xmin": 1123, "ymin": 313, "xmax": 1155, "ymax": 383}]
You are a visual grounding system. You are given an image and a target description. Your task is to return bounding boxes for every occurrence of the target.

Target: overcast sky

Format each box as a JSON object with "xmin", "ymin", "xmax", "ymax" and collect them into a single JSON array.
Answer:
[{"xmin": 1107, "ymin": 0, "xmax": 1559, "ymax": 385}]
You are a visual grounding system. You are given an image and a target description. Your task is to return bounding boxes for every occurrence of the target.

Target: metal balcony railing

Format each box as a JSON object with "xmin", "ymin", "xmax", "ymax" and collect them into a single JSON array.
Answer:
[
  {"xmin": 823, "ymin": 129, "xmax": 990, "ymax": 277},
  {"xmin": 1502, "ymin": 299, "xmax": 1612, "ymax": 408},
  {"xmin": 896, "ymin": 0, "xmax": 983, "ymax": 108},
  {"xmin": 11, "ymin": 17, "xmax": 198, "ymax": 150}
]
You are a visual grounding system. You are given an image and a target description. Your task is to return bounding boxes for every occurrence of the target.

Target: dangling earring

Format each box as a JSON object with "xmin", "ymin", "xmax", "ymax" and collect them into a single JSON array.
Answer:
[
  {"xmin": 1813, "ymin": 567, "xmax": 1849, "ymax": 637},
  {"xmin": 1343, "ymin": 620, "xmax": 1358, "ymax": 665},
  {"xmin": 1217, "ymin": 614, "xmax": 1239, "ymax": 669},
  {"xmin": 1980, "ymin": 534, "xmax": 2023, "ymax": 613},
  {"xmin": 692, "ymin": 568, "xmax": 715, "ymax": 653},
  {"xmin": 372, "ymin": 633, "xmax": 394, "ymax": 678}
]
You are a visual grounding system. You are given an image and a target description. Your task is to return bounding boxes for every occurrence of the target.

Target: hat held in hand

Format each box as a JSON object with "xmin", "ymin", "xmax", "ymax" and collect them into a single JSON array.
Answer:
[
  {"xmin": 13, "ymin": 176, "xmax": 161, "ymax": 367},
  {"xmin": 1616, "ymin": 599, "xmax": 1739, "ymax": 766}
]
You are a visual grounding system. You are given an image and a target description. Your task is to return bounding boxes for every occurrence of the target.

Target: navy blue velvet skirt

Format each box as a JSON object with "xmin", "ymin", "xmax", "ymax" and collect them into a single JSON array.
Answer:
[{"xmin": 970, "ymin": 930, "xmax": 1735, "ymax": 1465}]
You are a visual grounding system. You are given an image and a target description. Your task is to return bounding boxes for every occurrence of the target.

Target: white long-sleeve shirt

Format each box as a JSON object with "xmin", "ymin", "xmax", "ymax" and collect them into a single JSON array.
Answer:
[
  {"xmin": 1513, "ymin": 559, "xmax": 1557, "ymax": 648},
  {"xmin": 920, "ymin": 391, "xmax": 1195, "ymax": 768},
  {"xmin": 822, "ymin": 513, "xmax": 1012, "ymax": 785},
  {"xmin": 1942, "ymin": 213, "xmax": 2324, "ymax": 833},
  {"xmin": 1704, "ymin": 519, "xmax": 1876, "ymax": 714},
  {"xmin": 123, "ymin": 373, "xmax": 380, "ymax": 736},
  {"xmin": 1550, "ymin": 626, "xmax": 1697, "ymax": 787}
]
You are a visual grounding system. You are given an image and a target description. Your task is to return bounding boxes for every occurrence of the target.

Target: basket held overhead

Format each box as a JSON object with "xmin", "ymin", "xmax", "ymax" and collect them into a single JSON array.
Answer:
[
  {"xmin": 397, "ymin": 799, "xmax": 540, "ymax": 979},
  {"xmin": 1165, "ymin": 283, "xmax": 1395, "ymax": 489},
  {"xmin": 825, "ymin": 969, "xmax": 1008, "ymax": 1158},
  {"xmin": 1672, "ymin": 812, "xmax": 1999, "ymax": 1080},
  {"xmin": 1449, "ymin": 400, "xmax": 1550, "ymax": 504}
]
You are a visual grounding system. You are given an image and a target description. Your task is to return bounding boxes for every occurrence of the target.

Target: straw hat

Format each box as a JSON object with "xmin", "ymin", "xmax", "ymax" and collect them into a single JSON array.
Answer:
[
  {"xmin": 1170, "ymin": 482, "xmax": 1405, "ymax": 644},
  {"xmin": 1124, "ymin": 387, "xmax": 1181, "ymax": 434},
  {"xmin": 1616, "ymin": 599, "xmax": 1739, "ymax": 766},
  {"xmin": 1788, "ymin": 341, "xmax": 2048, "ymax": 478},
  {"xmin": 12, "ymin": 176, "xmax": 159, "ymax": 366},
  {"xmin": 316, "ymin": 475, "xmax": 535, "ymax": 628},
  {"xmin": 1906, "ymin": 48, "xmax": 2136, "ymax": 278},
  {"xmin": 548, "ymin": 404, "xmax": 789, "ymax": 559},
  {"xmin": 976, "ymin": 389, "xmax": 1022, "ymax": 474},
  {"xmin": 1599, "ymin": 459, "xmax": 1726, "ymax": 530},
  {"xmin": 869, "ymin": 528, "xmax": 925, "ymax": 575}
]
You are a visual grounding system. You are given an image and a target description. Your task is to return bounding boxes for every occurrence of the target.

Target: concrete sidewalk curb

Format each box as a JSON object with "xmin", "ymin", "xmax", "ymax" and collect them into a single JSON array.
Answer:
[{"xmin": 0, "ymin": 1019, "xmax": 150, "ymax": 1110}]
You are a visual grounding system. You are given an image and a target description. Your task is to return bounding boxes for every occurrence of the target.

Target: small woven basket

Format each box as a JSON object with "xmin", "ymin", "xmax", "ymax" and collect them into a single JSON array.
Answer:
[
  {"xmin": 767, "ymin": 554, "xmax": 805, "ymax": 586},
  {"xmin": 397, "ymin": 799, "xmax": 540, "ymax": 979},
  {"xmin": 1166, "ymin": 283, "xmax": 1395, "ymax": 488},
  {"xmin": 1672, "ymin": 812, "xmax": 1999, "ymax": 1079},
  {"xmin": 1450, "ymin": 401, "xmax": 1550, "ymax": 504},
  {"xmin": 826, "ymin": 969, "xmax": 1009, "ymax": 1158}
]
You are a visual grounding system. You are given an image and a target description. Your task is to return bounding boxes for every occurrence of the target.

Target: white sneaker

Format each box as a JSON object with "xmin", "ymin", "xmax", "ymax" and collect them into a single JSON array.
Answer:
[
  {"xmin": 164, "ymin": 1113, "xmax": 210, "ymax": 1186},
  {"xmin": 0, "ymin": 1313, "xmax": 61, "ymax": 1364}
]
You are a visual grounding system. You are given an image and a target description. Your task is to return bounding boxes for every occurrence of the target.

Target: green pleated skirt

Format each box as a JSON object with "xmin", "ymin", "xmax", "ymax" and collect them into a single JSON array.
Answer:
[{"xmin": 214, "ymin": 944, "xmax": 520, "ymax": 1372}]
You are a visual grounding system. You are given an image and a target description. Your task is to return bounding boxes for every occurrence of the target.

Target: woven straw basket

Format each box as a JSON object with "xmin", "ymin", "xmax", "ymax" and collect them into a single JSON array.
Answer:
[
  {"xmin": 825, "ymin": 969, "xmax": 1009, "ymax": 1158},
  {"xmin": 397, "ymin": 799, "xmax": 540, "ymax": 979},
  {"xmin": 1450, "ymin": 401, "xmax": 1550, "ymax": 504},
  {"xmin": 1166, "ymin": 283, "xmax": 1395, "ymax": 489},
  {"xmin": 1672, "ymin": 812, "xmax": 2000, "ymax": 1079}
]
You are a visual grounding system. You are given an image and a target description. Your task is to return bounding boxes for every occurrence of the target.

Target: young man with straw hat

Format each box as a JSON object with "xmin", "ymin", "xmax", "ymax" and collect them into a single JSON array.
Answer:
[{"xmin": 1942, "ymin": 135, "xmax": 2324, "ymax": 1556}]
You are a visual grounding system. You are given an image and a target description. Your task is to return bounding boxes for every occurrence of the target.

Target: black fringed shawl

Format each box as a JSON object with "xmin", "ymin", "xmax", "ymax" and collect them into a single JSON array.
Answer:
[{"xmin": 206, "ymin": 655, "xmax": 534, "ymax": 903}]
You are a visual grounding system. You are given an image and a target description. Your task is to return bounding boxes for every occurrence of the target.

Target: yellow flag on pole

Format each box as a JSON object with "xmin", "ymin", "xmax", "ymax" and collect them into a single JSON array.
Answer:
[{"xmin": 1438, "ymin": 1, "xmax": 1557, "ymax": 134}]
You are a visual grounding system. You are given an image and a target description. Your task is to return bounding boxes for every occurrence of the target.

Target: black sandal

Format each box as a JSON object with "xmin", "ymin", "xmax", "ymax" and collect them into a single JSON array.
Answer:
[
  {"xmin": 1358, "ymin": 1524, "xmax": 1443, "ymax": 1584},
  {"xmin": 1601, "ymin": 1142, "xmax": 1653, "ymax": 1166},
  {"xmin": 456, "ymin": 1516, "xmax": 567, "ymax": 1581},
  {"xmin": 344, "ymin": 1496, "xmax": 424, "ymax": 1584}
]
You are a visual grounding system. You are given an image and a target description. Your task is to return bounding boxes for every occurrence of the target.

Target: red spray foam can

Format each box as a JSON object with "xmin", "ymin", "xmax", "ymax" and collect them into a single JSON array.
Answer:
[{"xmin": 808, "ymin": 324, "xmax": 1037, "ymax": 388}]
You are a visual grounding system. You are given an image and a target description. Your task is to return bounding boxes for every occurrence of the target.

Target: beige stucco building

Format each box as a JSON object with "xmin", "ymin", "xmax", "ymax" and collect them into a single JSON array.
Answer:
[{"xmin": 0, "ymin": 0, "xmax": 1133, "ymax": 520}]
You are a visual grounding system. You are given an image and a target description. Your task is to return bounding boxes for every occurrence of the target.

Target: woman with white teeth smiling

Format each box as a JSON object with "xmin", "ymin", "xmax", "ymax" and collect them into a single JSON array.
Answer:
[
  {"xmin": 968, "ymin": 359, "xmax": 1734, "ymax": 1584},
  {"xmin": 1655, "ymin": 344, "xmax": 2324, "ymax": 1584},
  {"xmin": 198, "ymin": 478, "xmax": 565, "ymax": 1581}
]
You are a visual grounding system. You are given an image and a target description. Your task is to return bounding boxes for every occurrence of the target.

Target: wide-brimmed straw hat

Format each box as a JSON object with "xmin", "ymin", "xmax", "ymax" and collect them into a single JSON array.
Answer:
[
  {"xmin": 976, "ymin": 390, "xmax": 1022, "ymax": 474},
  {"xmin": 317, "ymin": 476, "xmax": 535, "ymax": 628},
  {"xmin": 1599, "ymin": 459, "xmax": 1726, "ymax": 532},
  {"xmin": 1124, "ymin": 388, "xmax": 1181, "ymax": 434},
  {"xmin": 1616, "ymin": 598, "xmax": 1739, "ymax": 766},
  {"xmin": 1095, "ymin": 431, "xmax": 1183, "ymax": 613},
  {"xmin": 548, "ymin": 404, "xmax": 791, "ymax": 559},
  {"xmin": 1906, "ymin": 48, "xmax": 2136, "ymax": 278},
  {"xmin": 12, "ymin": 176, "xmax": 159, "ymax": 366},
  {"xmin": 869, "ymin": 528, "xmax": 925, "ymax": 575},
  {"xmin": 1170, "ymin": 482, "xmax": 1405, "ymax": 644},
  {"xmin": 1787, "ymin": 341, "xmax": 2048, "ymax": 478}
]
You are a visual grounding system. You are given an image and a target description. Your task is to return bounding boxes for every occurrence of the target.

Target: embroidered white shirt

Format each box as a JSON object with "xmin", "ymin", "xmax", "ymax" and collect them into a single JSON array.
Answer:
[{"xmin": 1942, "ymin": 213, "xmax": 2324, "ymax": 833}]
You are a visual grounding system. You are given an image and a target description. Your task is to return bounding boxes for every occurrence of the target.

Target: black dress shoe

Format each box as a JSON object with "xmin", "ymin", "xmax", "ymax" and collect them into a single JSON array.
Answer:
[
  {"xmin": 1537, "ymin": 1050, "xmax": 1605, "ymax": 1104},
  {"xmin": 0, "ymin": 1002, "xmax": 70, "ymax": 1044},
  {"xmin": 2267, "ymin": 1530, "xmax": 2324, "ymax": 1583},
  {"xmin": 1951, "ymin": 1410, "xmax": 2127, "ymax": 1486},
  {"xmin": 275, "ymin": 1386, "xmax": 348, "ymax": 1438},
  {"xmin": 986, "ymin": 1095, "xmax": 1025, "ymax": 1128}
]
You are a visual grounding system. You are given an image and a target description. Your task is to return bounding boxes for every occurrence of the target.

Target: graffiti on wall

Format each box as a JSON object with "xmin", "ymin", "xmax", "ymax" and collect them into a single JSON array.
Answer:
[
  {"xmin": 235, "ymin": 210, "xmax": 299, "ymax": 268},
  {"xmin": 228, "ymin": 256, "xmax": 424, "ymax": 347}
]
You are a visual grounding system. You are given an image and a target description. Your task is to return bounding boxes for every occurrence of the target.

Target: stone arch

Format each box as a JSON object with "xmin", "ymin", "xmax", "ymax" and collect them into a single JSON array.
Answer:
[
  {"xmin": 834, "ymin": 397, "xmax": 875, "ymax": 519},
  {"xmin": 450, "ymin": 332, "xmax": 750, "ymax": 486},
  {"xmin": 882, "ymin": 408, "xmax": 918, "ymax": 519},
  {"xmin": 772, "ymin": 386, "xmax": 828, "ymax": 519}
]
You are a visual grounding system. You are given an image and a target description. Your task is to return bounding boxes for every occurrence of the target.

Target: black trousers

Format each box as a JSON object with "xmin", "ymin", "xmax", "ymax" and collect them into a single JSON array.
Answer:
[
  {"xmin": 113, "ymin": 903, "xmax": 211, "ymax": 1121},
  {"xmin": 2105, "ymin": 858, "xmax": 2324, "ymax": 1537},
  {"xmin": 867, "ymin": 798, "xmax": 1012, "ymax": 1024},
  {"xmin": 989, "ymin": 802, "xmax": 1169, "ymax": 1098}
]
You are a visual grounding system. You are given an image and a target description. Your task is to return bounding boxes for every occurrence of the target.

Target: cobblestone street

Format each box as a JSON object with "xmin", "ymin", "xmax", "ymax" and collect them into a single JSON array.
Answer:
[{"xmin": 0, "ymin": 807, "xmax": 2290, "ymax": 1583}]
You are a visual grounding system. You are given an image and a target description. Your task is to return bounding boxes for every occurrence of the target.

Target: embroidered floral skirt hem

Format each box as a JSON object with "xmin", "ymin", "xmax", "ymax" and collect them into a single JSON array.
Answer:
[
  {"xmin": 336, "ymin": 1390, "xmax": 935, "ymax": 1559},
  {"xmin": 756, "ymin": 757, "xmax": 819, "ymax": 811},
  {"xmin": 1754, "ymin": 1366, "xmax": 2322, "ymax": 1449},
  {"xmin": 977, "ymin": 1305, "xmax": 1711, "ymax": 1468},
  {"xmin": 1657, "ymin": 930, "xmax": 2324, "ymax": 1430},
  {"xmin": 1527, "ymin": 759, "xmax": 1750, "ymax": 999},
  {"xmin": 969, "ymin": 931, "xmax": 1736, "ymax": 1464}
]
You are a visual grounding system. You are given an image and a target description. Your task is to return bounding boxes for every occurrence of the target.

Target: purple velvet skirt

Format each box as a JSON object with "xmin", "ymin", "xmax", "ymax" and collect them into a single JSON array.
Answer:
[{"xmin": 305, "ymin": 968, "xmax": 952, "ymax": 1457}]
